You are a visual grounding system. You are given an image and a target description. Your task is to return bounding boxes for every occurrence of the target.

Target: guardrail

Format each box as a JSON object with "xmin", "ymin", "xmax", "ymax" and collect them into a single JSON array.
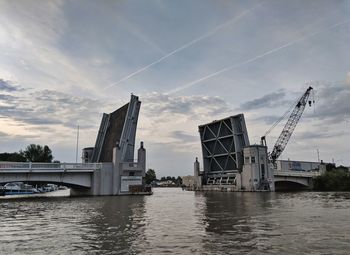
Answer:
[
  {"xmin": 0, "ymin": 162, "xmax": 102, "ymax": 170},
  {"xmin": 274, "ymin": 170, "xmax": 320, "ymax": 177},
  {"xmin": 120, "ymin": 162, "xmax": 143, "ymax": 171}
]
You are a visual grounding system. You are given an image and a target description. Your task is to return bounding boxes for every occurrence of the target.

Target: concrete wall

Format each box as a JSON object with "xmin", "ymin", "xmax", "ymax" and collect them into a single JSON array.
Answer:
[
  {"xmin": 241, "ymin": 145, "xmax": 274, "ymax": 191},
  {"xmin": 91, "ymin": 163, "xmax": 113, "ymax": 195},
  {"xmin": 111, "ymin": 142, "xmax": 146, "ymax": 195}
]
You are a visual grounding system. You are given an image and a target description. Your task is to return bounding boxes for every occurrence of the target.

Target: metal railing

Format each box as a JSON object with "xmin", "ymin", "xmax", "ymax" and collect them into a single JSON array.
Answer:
[
  {"xmin": 273, "ymin": 170, "xmax": 320, "ymax": 177},
  {"xmin": 0, "ymin": 162, "xmax": 102, "ymax": 170},
  {"xmin": 120, "ymin": 162, "xmax": 143, "ymax": 171}
]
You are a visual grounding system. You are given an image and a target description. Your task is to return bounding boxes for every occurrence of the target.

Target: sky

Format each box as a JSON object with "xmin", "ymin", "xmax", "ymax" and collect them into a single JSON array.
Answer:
[{"xmin": 0, "ymin": 0, "xmax": 349, "ymax": 177}]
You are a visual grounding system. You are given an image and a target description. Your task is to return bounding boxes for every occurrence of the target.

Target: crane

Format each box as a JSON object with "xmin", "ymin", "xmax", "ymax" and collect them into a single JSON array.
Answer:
[{"xmin": 261, "ymin": 86, "xmax": 314, "ymax": 163}]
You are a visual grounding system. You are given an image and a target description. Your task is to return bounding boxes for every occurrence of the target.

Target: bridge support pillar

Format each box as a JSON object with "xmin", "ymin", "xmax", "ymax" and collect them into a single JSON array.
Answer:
[
  {"xmin": 112, "ymin": 145, "xmax": 122, "ymax": 195},
  {"xmin": 109, "ymin": 142, "xmax": 147, "ymax": 195},
  {"xmin": 193, "ymin": 158, "xmax": 202, "ymax": 188}
]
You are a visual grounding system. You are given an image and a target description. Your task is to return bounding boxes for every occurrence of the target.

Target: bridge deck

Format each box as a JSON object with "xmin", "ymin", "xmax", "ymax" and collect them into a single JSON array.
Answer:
[
  {"xmin": 274, "ymin": 170, "xmax": 320, "ymax": 178},
  {"xmin": 0, "ymin": 162, "xmax": 101, "ymax": 173}
]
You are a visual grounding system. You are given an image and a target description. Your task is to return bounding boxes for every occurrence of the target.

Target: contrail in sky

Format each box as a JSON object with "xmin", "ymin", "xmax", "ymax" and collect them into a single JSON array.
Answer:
[
  {"xmin": 103, "ymin": 3, "xmax": 263, "ymax": 91},
  {"xmin": 167, "ymin": 19, "xmax": 350, "ymax": 95}
]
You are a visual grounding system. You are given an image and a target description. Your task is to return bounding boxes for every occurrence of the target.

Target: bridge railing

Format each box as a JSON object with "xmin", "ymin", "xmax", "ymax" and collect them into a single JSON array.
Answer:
[
  {"xmin": 0, "ymin": 162, "xmax": 102, "ymax": 170},
  {"xmin": 120, "ymin": 162, "xmax": 144, "ymax": 171},
  {"xmin": 274, "ymin": 170, "xmax": 321, "ymax": 177}
]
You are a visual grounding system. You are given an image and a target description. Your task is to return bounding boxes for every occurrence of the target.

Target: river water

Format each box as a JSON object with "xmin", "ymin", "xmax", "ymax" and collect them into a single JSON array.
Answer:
[{"xmin": 1, "ymin": 188, "xmax": 350, "ymax": 254}]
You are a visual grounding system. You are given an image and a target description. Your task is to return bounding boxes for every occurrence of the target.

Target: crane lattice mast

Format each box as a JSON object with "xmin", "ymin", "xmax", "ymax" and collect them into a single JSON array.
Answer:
[{"xmin": 261, "ymin": 86, "xmax": 314, "ymax": 163}]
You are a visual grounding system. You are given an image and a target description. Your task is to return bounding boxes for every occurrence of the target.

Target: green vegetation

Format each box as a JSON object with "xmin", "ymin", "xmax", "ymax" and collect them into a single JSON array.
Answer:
[
  {"xmin": 21, "ymin": 144, "xmax": 53, "ymax": 162},
  {"xmin": 145, "ymin": 169, "xmax": 157, "ymax": 184},
  {"xmin": 144, "ymin": 170, "xmax": 183, "ymax": 187},
  {"xmin": 0, "ymin": 144, "xmax": 54, "ymax": 162},
  {"xmin": 313, "ymin": 166, "xmax": 350, "ymax": 191},
  {"xmin": 0, "ymin": 152, "xmax": 26, "ymax": 162},
  {"xmin": 160, "ymin": 176, "xmax": 183, "ymax": 186}
]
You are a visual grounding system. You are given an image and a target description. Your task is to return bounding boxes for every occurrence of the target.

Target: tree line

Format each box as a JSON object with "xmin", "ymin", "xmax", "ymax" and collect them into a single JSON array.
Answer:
[
  {"xmin": 0, "ymin": 144, "xmax": 54, "ymax": 162},
  {"xmin": 313, "ymin": 165, "xmax": 350, "ymax": 191},
  {"xmin": 145, "ymin": 169, "xmax": 182, "ymax": 186}
]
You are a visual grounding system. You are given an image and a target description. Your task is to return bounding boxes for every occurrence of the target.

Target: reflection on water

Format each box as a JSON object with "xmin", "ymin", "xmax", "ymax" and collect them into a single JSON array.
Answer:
[{"xmin": 1, "ymin": 189, "xmax": 350, "ymax": 254}]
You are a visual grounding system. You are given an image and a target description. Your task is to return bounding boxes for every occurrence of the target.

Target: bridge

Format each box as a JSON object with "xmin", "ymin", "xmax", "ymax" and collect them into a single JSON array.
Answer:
[
  {"xmin": 273, "ymin": 170, "xmax": 321, "ymax": 191},
  {"xmin": 0, "ymin": 157, "xmax": 148, "ymax": 196},
  {"xmin": 190, "ymin": 149, "xmax": 324, "ymax": 192},
  {"xmin": 0, "ymin": 162, "xmax": 108, "ymax": 196},
  {"xmin": 0, "ymin": 95, "xmax": 150, "ymax": 196}
]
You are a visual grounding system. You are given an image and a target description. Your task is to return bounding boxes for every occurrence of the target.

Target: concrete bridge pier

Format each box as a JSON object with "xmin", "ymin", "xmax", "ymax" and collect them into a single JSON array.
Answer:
[
  {"xmin": 112, "ymin": 144, "xmax": 122, "ymax": 195},
  {"xmin": 86, "ymin": 141, "xmax": 146, "ymax": 196}
]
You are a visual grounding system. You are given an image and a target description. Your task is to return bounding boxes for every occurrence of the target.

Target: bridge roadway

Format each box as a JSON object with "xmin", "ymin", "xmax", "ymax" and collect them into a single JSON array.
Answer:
[
  {"xmin": 0, "ymin": 162, "xmax": 322, "ymax": 193},
  {"xmin": 0, "ymin": 162, "xmax": 104, "ymax": 195},
  {"xmin": 273, "ymin": 170, "xmax": 321, "ymax": 190}
]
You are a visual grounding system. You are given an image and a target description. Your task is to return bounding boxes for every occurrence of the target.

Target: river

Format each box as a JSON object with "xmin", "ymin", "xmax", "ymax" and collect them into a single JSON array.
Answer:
[{"xmin": 1, "ymin": 188, "xmax": 350, "ymax": 254}]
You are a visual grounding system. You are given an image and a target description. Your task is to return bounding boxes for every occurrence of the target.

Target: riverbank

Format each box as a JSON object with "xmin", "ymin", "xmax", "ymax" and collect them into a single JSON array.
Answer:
[{"xmin": 313, "ymin": 168, "xmax": 350, "ymax": 191}]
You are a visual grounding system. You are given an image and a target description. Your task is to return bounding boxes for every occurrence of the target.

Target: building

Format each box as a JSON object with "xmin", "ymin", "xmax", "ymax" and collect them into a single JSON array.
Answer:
[
  {"xmin": 182, "ymin": 158, "xmax": 203, "ymax": 190},
  {"xmin": 181, "ymin": 175, "xmax": 196, "ymax": 188},
  {"xmin": 276, "ymin": 160, "xmax": 323, "ymax": 172},
  {"xmin": 240, "ymin": 145, "xmax": 274, "ymax": 191}
]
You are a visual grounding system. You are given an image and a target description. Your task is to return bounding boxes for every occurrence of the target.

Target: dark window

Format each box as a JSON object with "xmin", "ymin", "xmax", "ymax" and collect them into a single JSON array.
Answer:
[
  {"xmin": 251, "ymin": 156, "xmax": 256, "ymax": 163},
  {"xmin": 129, "ymin": 171, "xmax": 135, "ymax": 176}
]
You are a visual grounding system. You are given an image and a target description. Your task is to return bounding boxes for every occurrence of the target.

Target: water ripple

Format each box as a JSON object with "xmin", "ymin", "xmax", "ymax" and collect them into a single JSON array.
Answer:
[{"xmin": 1, "ymin": 189, "xmax": 350, "ymax": 254}]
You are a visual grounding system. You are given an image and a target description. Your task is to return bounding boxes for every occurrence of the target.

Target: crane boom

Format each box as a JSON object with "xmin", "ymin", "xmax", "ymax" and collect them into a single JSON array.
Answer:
[{"xmin": 262, "ymin": 86, "xmax": 313, "ymax": 163}]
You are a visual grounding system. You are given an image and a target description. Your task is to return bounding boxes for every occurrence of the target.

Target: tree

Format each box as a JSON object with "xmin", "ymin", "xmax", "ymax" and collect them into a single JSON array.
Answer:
[
  {"xmin": 0, "ymin": 152, "xmax": 26, "ymax": 162},
  {"xmin": 21, "ymin": 144, "xmax": 53, "ymax": 162},
  {"xmin": 176, "ymin": 176, "xmax": 183, "ymax": 186},
  {"xmin": 314, "ymin": 166, "xmax": 350, "ymax": 191},
  {"xmin": 145, "ymin": 169, "xmax": 156, "ymax": 184}
]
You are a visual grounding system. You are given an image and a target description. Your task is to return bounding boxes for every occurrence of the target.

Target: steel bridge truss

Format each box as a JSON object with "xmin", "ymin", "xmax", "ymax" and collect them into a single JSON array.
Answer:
[{"xmin": 199, "ymin": 114, "xmax": 250, "ymax": 181}]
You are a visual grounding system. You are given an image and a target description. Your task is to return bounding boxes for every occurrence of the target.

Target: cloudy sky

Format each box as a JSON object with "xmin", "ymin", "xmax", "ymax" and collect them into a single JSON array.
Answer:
[{"xmin": 0, "ymin": 0, "xmax": 349, "ymax": 176}]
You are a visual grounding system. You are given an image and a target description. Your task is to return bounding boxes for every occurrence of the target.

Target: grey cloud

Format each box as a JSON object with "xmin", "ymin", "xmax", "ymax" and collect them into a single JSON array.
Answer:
[
  {"xmin": 239, "ymin": 89, "xmax": 290, "ymax": 110},
  {"xmin": 250, "ymin": 82, "xmax": 350, "ymax": 124},
  {"xmin": 142, "ymin": 92, "xmax": 231, "ymax": 118},
  {"xmin": 295, "ymin": 130, "xmax": 349, "ymax": 140},
  {"xmin": 170, "ymin": 131, "xmax": 199, "ymax": 143},
  {"xmin": 0, "ymin": 94, "xmax": 17, "ymax": 100},
  {"xmin": 251, "ymin": 81, "xmax": 350, "ymax": 127},
  {"xmin": 0, "ymin": 130, "xmax": 39, "ymax": 140},
  {"xmin": 0, "ymin": 79, "xmax": 19, "ymax": 92},
  {"xmin": 20, "ymin": 117, "xmax": 62, "ymax": 126},
  {"xmin": 0, "ymin": 131, "xmax": 8, "ymax": 138},
  {"xmin": 0, "ymin": 84, "xmax": 107, "ymax": 130},
  {"xmin": 137, "ymin": 93, "xmax": 233, "ymax": 152},
  {"xmin": 308, "ymin": 82, "xmax": 350, "ymax": 123},
  {"xmin": 254, "ymin": 115, "xmax": 282, "ymax": 125}
]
